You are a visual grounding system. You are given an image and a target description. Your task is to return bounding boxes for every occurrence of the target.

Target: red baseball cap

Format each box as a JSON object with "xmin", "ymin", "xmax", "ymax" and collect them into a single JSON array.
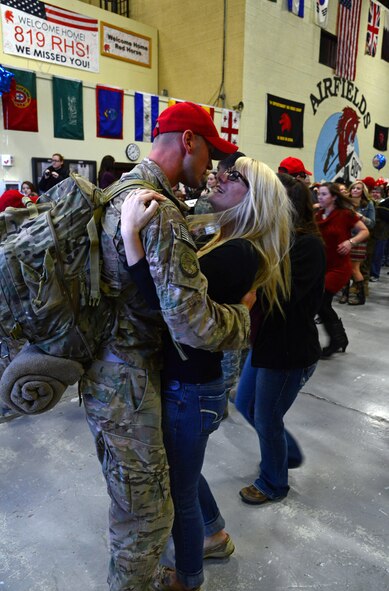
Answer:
[
  {"xmin": 278, "ymin": 157, "xmax": 312, "ymax": 176},
  {"xmin": 153, "ymin": 101, "xmax": 238, "ymax": 160}
]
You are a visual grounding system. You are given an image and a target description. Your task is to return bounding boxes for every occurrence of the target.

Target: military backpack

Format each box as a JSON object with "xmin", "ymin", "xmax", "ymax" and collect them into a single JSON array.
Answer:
[{"xmin": 0, "ymin": 173, "xmax": 153, "ymax": 365}]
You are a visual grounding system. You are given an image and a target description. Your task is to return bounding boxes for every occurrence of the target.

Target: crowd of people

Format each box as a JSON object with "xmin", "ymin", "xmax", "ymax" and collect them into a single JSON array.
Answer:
[{"xmin": 1, "ymin": 102, "xmax": 388, "ymax": 591}]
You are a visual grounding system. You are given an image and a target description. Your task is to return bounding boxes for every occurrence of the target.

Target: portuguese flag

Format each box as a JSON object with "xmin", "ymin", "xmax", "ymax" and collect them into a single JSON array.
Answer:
[{"xmin": 2, "ymin": 69, "xmax": 38, "ymax": 132}]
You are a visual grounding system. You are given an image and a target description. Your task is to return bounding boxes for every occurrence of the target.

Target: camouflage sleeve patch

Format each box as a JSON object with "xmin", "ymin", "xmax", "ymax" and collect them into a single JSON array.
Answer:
[
  {"xmin": 141, "ymin": 202, "xmax": 250, "ymax": 352},
  {"xmin": 171, "ymin": 221, "xmax": 198, "ymax": 252},
  {"xmin": 179, "ymin": 251, "xmax": 199, "ymax": 278}
]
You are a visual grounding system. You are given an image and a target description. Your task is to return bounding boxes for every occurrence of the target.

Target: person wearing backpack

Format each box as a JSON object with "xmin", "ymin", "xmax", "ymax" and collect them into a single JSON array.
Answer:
[{"xmin": 79, "ymin": 102, "xmax": 252, "ymax": 591}]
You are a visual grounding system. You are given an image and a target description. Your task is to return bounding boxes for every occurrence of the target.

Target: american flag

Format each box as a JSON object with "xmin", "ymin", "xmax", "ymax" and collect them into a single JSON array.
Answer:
[
  {"xmin": 0, "ymin": 0, "xmax": 98, "ymax": 32},
  {"xmin": 336, "ymin": 0, "xmax": 362, "ymax": 81},
  {"xmin": 383, "ymin": 8, "xmax": 389, "ymax": 62},
  {"xmin": 365, "ymin": 0, "xmax": 381, "ymax": 56}
]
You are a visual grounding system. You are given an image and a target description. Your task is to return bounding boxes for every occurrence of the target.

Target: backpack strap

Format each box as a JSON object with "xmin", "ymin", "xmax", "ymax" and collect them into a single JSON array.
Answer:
[
  {"xmin": 100, "ymin": 178, "xmax": 162, "ymax": 205},
  {"xmin": 87, "ymin": 215, "xmax": 101, "ymax": 306},
  {"xmin": 88, "ymin": 179, "xmax": 161, "ymax": 306}
]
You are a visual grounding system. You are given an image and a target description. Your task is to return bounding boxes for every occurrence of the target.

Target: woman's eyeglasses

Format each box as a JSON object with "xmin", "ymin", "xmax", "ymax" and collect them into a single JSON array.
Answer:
[{"xmin": 225, "ymin": 168, "xmax": 249, "ymax": 188}]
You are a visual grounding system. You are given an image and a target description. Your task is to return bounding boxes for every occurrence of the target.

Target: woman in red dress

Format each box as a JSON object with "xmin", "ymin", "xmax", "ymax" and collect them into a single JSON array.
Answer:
[{"xmin": 316, "ymin": 183, "xmax": 369, "ymax": 357}]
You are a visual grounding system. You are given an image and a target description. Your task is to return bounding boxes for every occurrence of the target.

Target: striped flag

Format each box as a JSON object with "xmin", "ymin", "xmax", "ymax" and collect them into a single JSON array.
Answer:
[
  {"xmin": 382, "ymin": 9, "xmax": 389, "ymax": 62},
  {"xmin": 167, "ymin": 99, "xmax": 215, "ymax": 120},
  {"xmin": 0, "ymin": 0, "xmax": 98, "ymax": 30},
  {"xmin": 134, "ymin": 92, "xmax": 159, "ymax": 142},
  {"xmin": 365, "ymin": 1, "xmax": 381, "ymax": 56},
  {"xmin": 288, "ymin": 0, "xmax": 304, "ymax": 17},
  {"xmin": 221, "ymin": 109, "xmax": 240, "ymax": 145},
  {"xmin": 336, "ymin": 0, "xmax": 362, "ymax": 81}
]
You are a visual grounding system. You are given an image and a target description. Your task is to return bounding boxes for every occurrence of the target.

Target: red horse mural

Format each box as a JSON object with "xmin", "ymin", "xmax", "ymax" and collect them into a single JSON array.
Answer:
[{"xmin": 323, "ymin": 107, "xmax": 360, "ymax": 175}]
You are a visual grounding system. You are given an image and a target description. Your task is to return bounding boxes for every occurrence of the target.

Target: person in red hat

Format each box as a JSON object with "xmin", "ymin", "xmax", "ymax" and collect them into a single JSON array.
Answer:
[
  {"xmin": 278, "ymin": 157, "xmax": 312, "ymax": 182},
  {"xmin": 360, "ymin": 176, "xmax": 376, "ymax": 192},
  {"xmin": 79, "ymin": 101, "xmax": 251, "ymax": 591}
]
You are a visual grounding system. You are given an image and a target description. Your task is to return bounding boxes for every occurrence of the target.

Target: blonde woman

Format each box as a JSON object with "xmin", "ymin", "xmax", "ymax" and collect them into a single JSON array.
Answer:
[
  {"xmin": 120, "ymin": 157, "xmax": 293, "ymax": 591},
  {"xmin": 344, "ymin": 180, "xmax": 375, "ymax": 305}
]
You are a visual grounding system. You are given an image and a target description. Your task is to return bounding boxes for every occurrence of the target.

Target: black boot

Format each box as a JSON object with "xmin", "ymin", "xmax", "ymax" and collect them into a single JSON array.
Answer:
[
  {"xmin": 348, "ymin": 280, "xmax": 365, "ymax": 305},
  {"xmin": 338, "ymin": 282, "xmax": 349, "ymax": 304},
  {"xmin": 321, "ymin": 318, "xmax": 349, "ymax": 358}
]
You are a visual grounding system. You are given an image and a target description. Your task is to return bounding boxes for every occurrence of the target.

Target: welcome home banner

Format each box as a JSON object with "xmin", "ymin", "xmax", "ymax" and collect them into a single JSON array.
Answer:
[
  {"xmin": 53, "ymin": 77, "xmax": 84, "ymax": 140},
  {"xmin": 266, "ymin": 94, "xmax": 305, "ymax": 148},
  {"xmin": 0, "ymin": 0, "xmax": 99, "ymax": 72}
]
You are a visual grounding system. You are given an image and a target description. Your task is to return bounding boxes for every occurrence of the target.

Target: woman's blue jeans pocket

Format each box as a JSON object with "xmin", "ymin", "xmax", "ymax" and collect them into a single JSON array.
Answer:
[{"xmin": 199, "ymin": 391, "xmax": 226, "ymax": 435}]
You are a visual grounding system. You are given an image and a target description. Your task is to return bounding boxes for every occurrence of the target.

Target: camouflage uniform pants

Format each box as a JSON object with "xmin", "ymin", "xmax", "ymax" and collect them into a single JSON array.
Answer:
[{"xmin": 80, "ymin": 360, "xmax": 173, "ymax": 591}]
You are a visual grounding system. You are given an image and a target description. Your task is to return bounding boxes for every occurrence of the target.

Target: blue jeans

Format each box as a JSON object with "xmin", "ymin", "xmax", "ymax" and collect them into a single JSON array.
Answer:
[
  {"xmin": 370, "ymin": 239, "xmax": 387, "ymax": 278},
  {"xmin": 235, "ymin": 351, "xmax": 317, "ymax": 499},
  {"xmin": 162, "ymin": 378, "xmax": 226, "ymax": 588}
]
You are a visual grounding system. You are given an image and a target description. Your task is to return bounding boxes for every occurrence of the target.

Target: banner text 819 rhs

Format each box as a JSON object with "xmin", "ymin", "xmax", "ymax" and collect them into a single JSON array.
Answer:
[{"xmin": 0, "ymin": 1, "xmax": 99, "ymax": 73}]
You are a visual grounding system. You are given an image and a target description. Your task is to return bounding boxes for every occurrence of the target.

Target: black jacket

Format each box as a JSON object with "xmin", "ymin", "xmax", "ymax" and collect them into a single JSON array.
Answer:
[
  {"xmin": 251, "ymin": 234, "xmax": 326, "ymax": 369},
  {"xmin": 38, "ymin": 164, "xmax": 68, "ymax": 193}
]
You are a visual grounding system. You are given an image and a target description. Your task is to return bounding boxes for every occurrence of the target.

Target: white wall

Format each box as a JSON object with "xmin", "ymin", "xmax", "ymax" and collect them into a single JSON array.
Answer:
[
  {"xmin": 240, "ymin": 0, "xmax": 388, "ymax": 181},
  {"xmin": 1, "ymin": 0, "xmax": 388, "ymax": 185},
  {"xmin": 0, "ymin": 0, "xmax": 158, "ymax": 185}
]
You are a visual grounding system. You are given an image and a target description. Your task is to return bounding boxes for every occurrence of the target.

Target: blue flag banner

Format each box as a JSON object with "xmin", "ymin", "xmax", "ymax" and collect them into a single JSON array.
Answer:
[
  {"xmin": 288, "ymin": 0, "xmax": 304, "ymax": 17},
  {"xmin": 134, "ymin": 92, "xmax": 159, "ymax": 142},
  {"xmin": 96, "ymin": 85, "xmax": 123, "ymax": 139}
]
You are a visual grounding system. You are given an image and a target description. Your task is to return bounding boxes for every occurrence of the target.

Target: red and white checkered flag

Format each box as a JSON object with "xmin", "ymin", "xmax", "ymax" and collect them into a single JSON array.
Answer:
[{"xmin": 221, "ymin": 109, "xmax": 240, "ymax": 145}]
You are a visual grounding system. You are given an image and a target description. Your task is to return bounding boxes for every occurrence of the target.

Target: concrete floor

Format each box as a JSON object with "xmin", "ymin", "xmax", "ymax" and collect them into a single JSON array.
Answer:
[{"xmin": 1, "ymin": 274, "xmax": 388, "ymax": 591}]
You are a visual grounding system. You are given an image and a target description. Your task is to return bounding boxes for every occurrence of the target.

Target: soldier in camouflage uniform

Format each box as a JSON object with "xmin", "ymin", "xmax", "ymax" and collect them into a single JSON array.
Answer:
[{"xmin": 80, "ymin": 102, "xmax": 252, "ymax": 591}]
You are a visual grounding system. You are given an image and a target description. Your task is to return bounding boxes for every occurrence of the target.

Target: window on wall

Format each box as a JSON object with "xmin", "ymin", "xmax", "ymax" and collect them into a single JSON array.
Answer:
[
  {"xmin": 99, "ymin": 0, "xmax": 129, "ymax": 18},
  {"xmin": 319, "ymin": 30, "xmax": 337, "ymax": 69}
]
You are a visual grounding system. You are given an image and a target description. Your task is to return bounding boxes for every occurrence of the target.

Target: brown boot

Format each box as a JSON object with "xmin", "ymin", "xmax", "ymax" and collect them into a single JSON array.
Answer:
[
  {"xmin": 152, "ymin": 566, "xmax": 202, "ymax": 591},
  {"xmin": 348, "ymin": 281, "xmax": 365, "ymax": 305},
  {"xmin": 338, "ymin": 282, "xmax": 349, "ymax": 304}
]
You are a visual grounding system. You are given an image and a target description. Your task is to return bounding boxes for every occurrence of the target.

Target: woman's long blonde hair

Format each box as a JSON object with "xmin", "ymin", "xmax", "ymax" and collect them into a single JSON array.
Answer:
[{"xmin": 189, "ymin": 157, "xmax": 293, "ymax": 312}]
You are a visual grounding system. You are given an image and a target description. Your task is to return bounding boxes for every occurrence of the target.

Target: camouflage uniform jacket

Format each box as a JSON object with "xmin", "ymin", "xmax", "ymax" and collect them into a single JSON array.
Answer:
[{"xmin": 100, "ymin": 158, "xmax": 250, "ymax": 370}]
